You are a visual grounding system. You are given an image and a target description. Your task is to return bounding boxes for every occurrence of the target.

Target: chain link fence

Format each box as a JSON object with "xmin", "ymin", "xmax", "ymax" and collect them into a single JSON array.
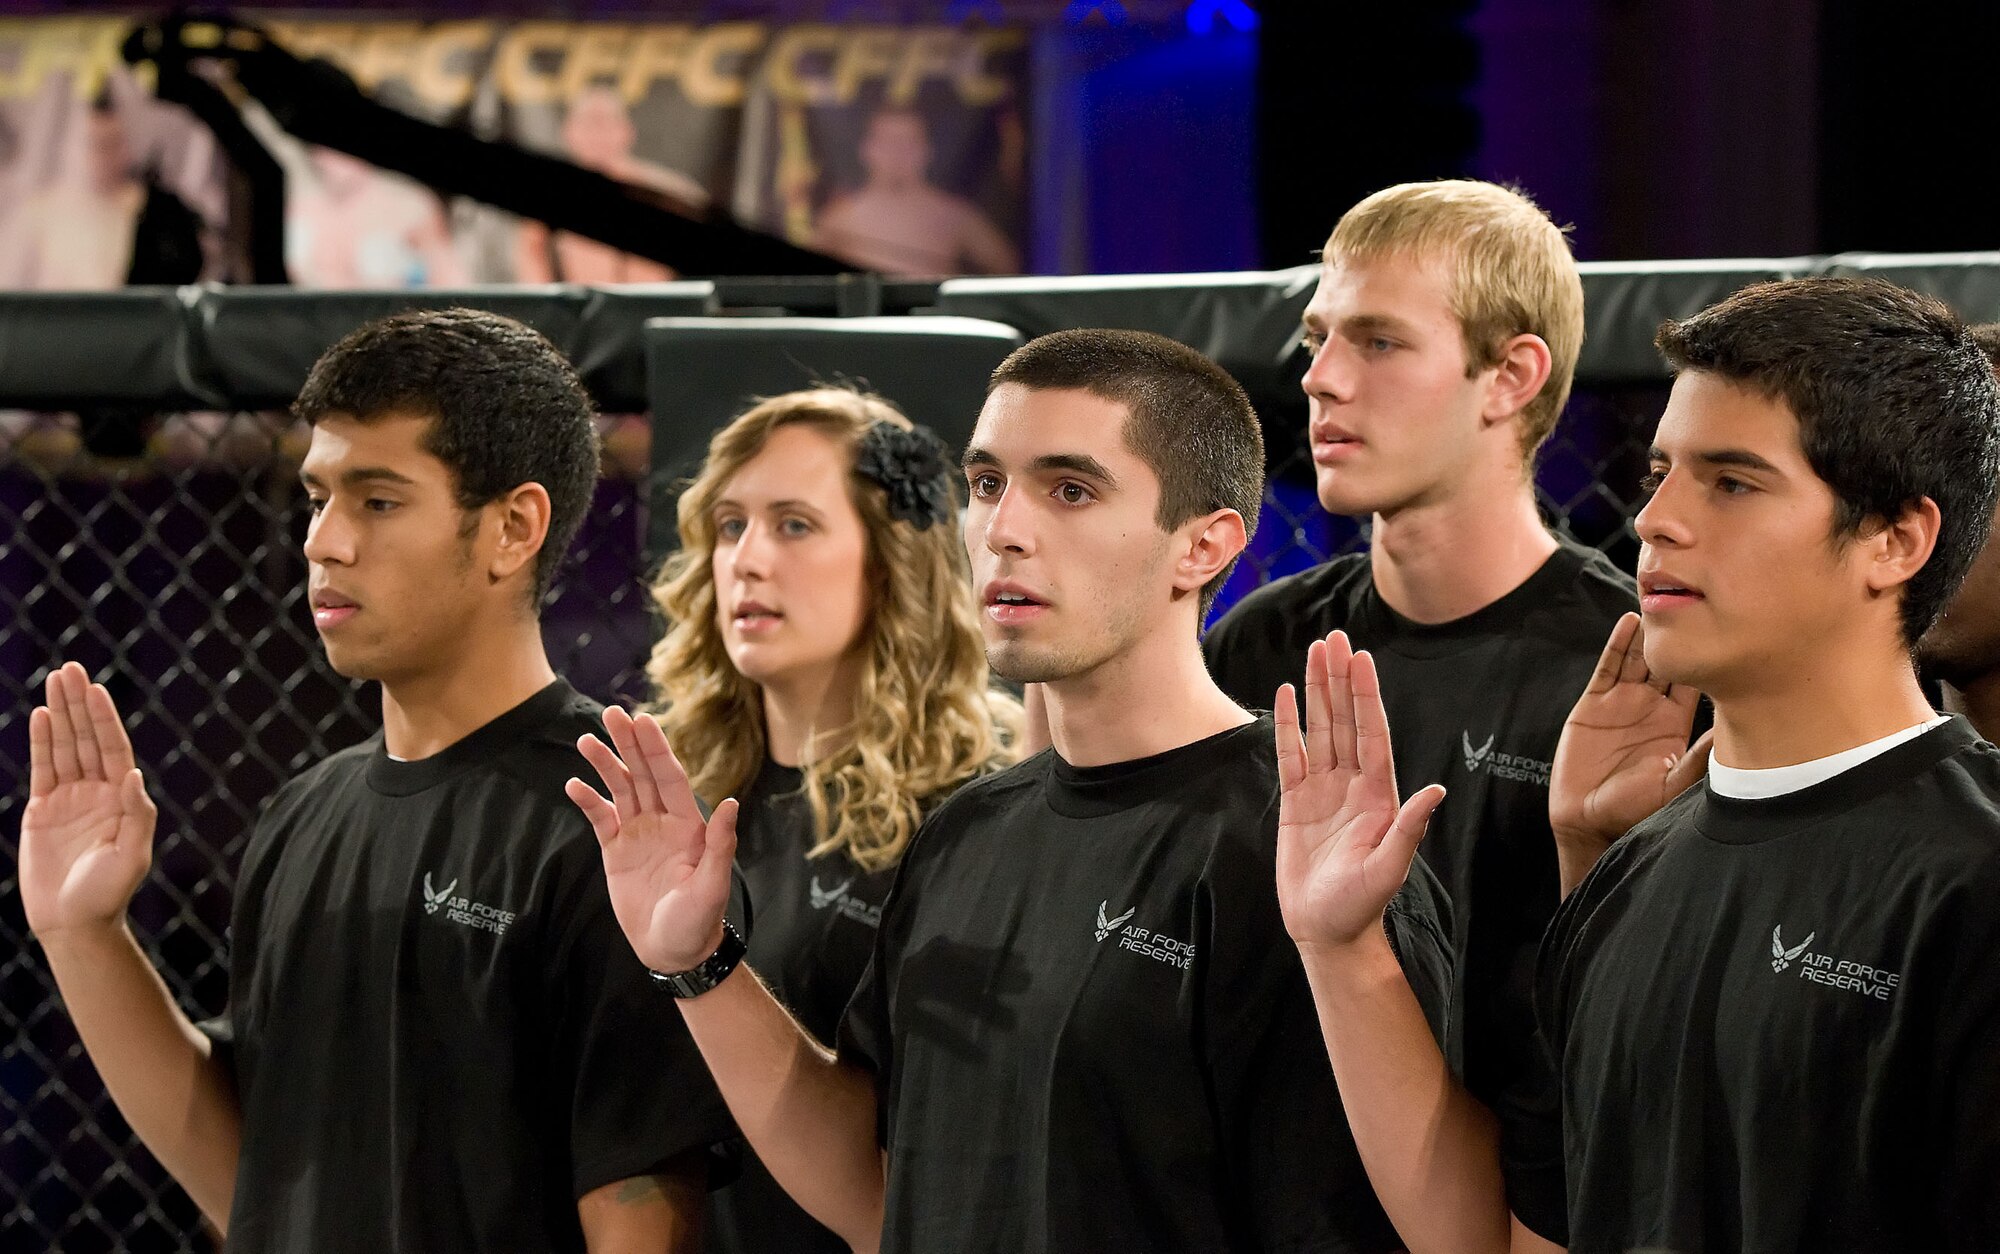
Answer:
[{"xmin": 0, "ymin": 382, "xmax": 1669, "ymax": 1251}]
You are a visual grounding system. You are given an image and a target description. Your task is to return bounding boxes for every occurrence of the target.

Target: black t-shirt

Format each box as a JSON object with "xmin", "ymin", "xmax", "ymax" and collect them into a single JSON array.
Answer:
[
  {"xmin": 1525, "ymin": 718, "xmax": 2000, "ymax": 1251},
  {"xmin": 838, "ymin": 718, "xmax": 1455, "ymax": 1254},
  {"xmin": 1202, "ymin": 542, "xmax": 1633, "ymax": 1152},
  {"xmin": 707, "ymin": 760, "xmax": 898, "ymax": 1254},
  {"xmin": 206, "ymin": 681, "xmax": 734, "ymax": 1253}
]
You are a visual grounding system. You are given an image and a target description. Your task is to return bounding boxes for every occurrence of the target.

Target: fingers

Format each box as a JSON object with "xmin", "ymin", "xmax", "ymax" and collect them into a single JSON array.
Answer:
[
  {"xmin": 1664, "ymin": 728, "xmax": 1716, "ymax": 799},
  {"xmin": 601, "ymin": 708, "xmax": 666, "ymax": 814},
  {"xmin": 1302, "ymin": 640, "xmax": 1334, "ymax": 775},
  {"xmin": 1635, "ymin": 619, "xmax": 1673, "ymax": 696},
  {"xmin": 693, "ymin": 798, "xmax": 740, "ymax": 906},
  {"xmin": 61, "ymin": 668, "xmax": 106, "ymax": 780},
  {"xmin": 44, "ymin": 667, "xmax": 82, "ymax": 784},
  {"xmin": 1378, "ymin": 783, "xmax": 1446, "ymax": 874},
  {"xmin": 1586, "ymin": 613, "xmax": 1640, "ymax": 694},
  {"xmin": 85, "ymin": 680, "xmax": 136, "ymax": 781},
  {"xmin": 565, "ymin": 777, "xmax": 622, "ymax": 843},
  {"xmin": 576, "ymin": 733, "xmax": 641, "ymax": 816},
  {"xmin": 28, "ymin": 706, "xmax": 53, "ymax": 797},
  {"xmin": 1325, "ymin": 632, "xmax": 1359, "ymax": 772},
  {"xmin": 1346, "ymin": 649, "xmax": 1398, "ymax": 795},
  {"xmin": 628, "ymin": 709, "xmax": 698, "ymax": 819},
  {"xmin": 1273, "ymin": 684, "xmax": 1306, "ymax": 792}
]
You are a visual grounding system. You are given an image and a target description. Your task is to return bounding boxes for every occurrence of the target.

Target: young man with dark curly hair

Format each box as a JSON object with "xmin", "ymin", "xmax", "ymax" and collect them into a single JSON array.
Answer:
[{"xmin": 22, "ymin": 309, "xmax": 731, "ymax": 1252}]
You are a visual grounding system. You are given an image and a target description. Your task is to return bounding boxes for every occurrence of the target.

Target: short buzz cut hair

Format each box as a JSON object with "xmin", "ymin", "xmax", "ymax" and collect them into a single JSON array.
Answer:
[
  {"xmin": 292, "ymin": 308, "xmax": 600, "ymax": 606},
  {"xmin": 1656, "ymin": 277, "xmax": 2000, "ymax": 647},
  {"xmin": 1326, "ymin": 179, "xmax": 1585, "ymax": 461},
  {"xmin": 988, "ymin": 329, "xmax": 1264, "ymax": 617}
]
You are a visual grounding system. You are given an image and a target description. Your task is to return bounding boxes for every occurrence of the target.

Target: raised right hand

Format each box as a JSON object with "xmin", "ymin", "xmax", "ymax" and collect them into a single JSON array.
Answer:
[
  {"xmin": 21, "ymin": 663, "xmax": 158, "ymax": 938},
  {"xmin": 1550, "ymin": 613, "xmax": 1711, "ymax": 886},
  {"xmin": 1275, "ymin": 632, "xmax": 1446, "ymax": 952},
  {"xmin": 566, "ymin": 706, "xmax": 739, "ymax": 976}
]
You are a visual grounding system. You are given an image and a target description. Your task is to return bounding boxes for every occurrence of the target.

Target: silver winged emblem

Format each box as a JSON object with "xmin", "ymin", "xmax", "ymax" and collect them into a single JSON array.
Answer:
[
  {"xmin": 1462, "ymin": 731, "xmax": 1495, "ymax": 774},
  {"xmin": 1771, "ymin": 925, "xmax": 1815, "ymax": 973},
  {"xmin": 1095, "ymin": 900, "xmax": 1136, "ymax": 942},
  {"xmin": 422, "ymin": 872, "xmax": 457, "ymax": 915},
  {"xmin": 809, "ymin": 876, "xmax": 852, "ymax": 910}
]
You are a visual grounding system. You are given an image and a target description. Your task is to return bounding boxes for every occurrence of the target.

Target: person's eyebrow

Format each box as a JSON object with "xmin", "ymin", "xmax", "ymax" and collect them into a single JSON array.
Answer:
[
  {"xmin": 1028, "ymin": 452, "xmax": 1117, "ymax": 485},
  {"xmin": 299, "ymin": 466, "xmax": 420, "ymax": 489},
  {"xmin": 1648, "ymin": 445, "xmax": 1783, "ymax": 474},
  {"xmin": 960, "ymin": 446, "xmax": 1119, "ymax": 487},
  {"xmin": 1338, "ymin": 312, "xmax": 1420, "ymax": 338},
  {"xmin": 714, "ymin": 496, "xmax": 827, "ymax": 518}
]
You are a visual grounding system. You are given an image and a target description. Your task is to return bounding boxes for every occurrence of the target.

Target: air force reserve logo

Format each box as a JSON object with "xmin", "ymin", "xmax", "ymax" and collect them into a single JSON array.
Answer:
[
  {"xmin": 420, "ymin": 871, "xmax": 516, "ymax": 936},
  {"xmin": 810, "ymin": 875, "xmax": 883, "ymax": 929},
  {"xmin": 1766, "ymin": 923, "xmax": 1901, "ymax": 1000},
  {"xmin": 1770, "ymin": 925, "xmax": 1814, "ymax": 973},
  {"xmin": 422, "ymin": 873, "xmax": 456, "ymax": 915},
  {"xmin": 1094, "ymin": 899, "xmax": 1194, "ymax": 970},
  {"xmin": 1460, "ymin": 730, "xmax": 1552, "ymax": 786}
]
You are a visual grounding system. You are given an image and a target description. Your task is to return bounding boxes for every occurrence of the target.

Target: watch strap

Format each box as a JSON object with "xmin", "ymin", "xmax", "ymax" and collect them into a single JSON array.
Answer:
[{"xmin": 647, "ymin": 920, "xmax": 747, "ymax": 998}]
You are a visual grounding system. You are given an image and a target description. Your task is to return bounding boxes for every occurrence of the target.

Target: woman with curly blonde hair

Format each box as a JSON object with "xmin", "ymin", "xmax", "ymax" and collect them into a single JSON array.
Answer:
[{"xmin": 646, "ymin": 386, "xmax": 1019, "ymax": 1254}]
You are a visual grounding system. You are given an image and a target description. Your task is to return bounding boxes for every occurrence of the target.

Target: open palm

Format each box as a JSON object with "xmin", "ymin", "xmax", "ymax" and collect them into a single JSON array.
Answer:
[
  {"xmin": 1550, "ymin": 612, "xmax": 1711, "ymax": 854},
  {"xmin": 20, "ymin": 663, "xmax": 157, "ymax": 937},
  {"xmin": 566, "ymin": 706, "xmax": 738, "ymax": 975},
  {"xmin": 1275, "ymin": 632, "xmax": 1445, "ymax": 950}
]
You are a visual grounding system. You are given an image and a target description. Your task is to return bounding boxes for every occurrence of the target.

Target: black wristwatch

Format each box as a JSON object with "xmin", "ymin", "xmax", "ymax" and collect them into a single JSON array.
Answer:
[{"xmin": 647, "ymin": 921, "xmax": 747, "ymax": 998}]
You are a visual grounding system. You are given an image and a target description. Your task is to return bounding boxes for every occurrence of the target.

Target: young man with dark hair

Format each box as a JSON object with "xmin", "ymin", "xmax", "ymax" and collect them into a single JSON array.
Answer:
[
  {"xmin": 1279, "ymin": 276, "xmax": 2000, "ymax": 1253},
  {"xmin": 1918, "ymin": 321, "xmax": 2000, "ymax": 739},
  {"xmin": 567, "ymin": 328, "xmax": 1453, "ymax": 1253},
  {"xmin": 1201, "ymin": 180, "xmax": 1640, "ymax": 1179},
  {"xmin": 21, "ymin": 309, "xmax": 731, "ymax": 1252}
]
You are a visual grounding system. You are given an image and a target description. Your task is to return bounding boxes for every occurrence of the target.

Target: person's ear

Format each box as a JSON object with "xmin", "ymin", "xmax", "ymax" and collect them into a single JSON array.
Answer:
[
  {"xmin": 1863, "ymin": 495, "xmax": 1941, "ymax": 597},
  {"xmin": 1481, "ymin": 332, "xmax": 1555, "ymax": 427},
  {"xmin": 489, "ymin": 482, "xmax": 553, "ymax": 591},
  {"xmin": 1171, "ymin": 507, "xmax": 1248, "ymax": 599}
]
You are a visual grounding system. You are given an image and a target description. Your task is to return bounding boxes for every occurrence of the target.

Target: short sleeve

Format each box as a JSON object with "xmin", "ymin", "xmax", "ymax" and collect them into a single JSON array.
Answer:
[
  {"xmin": 543, "ymin": 836, "xmax": 737, "ymax": 1198},
  {"xmin": 834, "ymin": 882, "xmax": 902, "ymax": 1150},
  {"xmin": 1934, "ymin": 872, "xmax": 2000, "ymax": 1251},
  {"xmin": 834, "ymin": 807, "xmax": 949, "ymax": 1145},
  {"xmin": 194, "ymin": 1011, "xmax": 238, "ymax": 1088},
  {"xmin": 1383, "ymin": 855, "xmax": 1454, "ymax": 1045},
  {"xmin": 1199, "ymin": 804, "xmax": 1405, "ymax": 1252},
  {"xmin": 1506, "ymin": 850, "xmax": 1622, "ymax": 1247}
]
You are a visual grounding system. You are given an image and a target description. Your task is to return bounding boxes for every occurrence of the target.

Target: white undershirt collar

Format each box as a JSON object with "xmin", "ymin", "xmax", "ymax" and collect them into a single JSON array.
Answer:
[{"xmin": 1707, "ymin": 715, "xmax": 1949, "ymax": 800}]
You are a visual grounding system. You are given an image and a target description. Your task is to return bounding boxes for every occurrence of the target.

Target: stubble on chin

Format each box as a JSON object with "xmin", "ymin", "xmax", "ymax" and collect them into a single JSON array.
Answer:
[{"xmin": 985, "ymin": 637, "xmax": 1077, "ymax": 686}]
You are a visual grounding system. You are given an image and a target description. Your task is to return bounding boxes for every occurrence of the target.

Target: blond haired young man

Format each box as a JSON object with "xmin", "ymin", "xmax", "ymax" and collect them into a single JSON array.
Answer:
[{"xmin": 1203, "ymin": 180, "xmax": 1645, "ymax": 1208}]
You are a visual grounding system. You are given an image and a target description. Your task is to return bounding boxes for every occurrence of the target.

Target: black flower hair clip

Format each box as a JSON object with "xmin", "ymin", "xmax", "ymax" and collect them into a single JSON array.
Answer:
[{"xmin": 854, "ymin": 421, "xmax": 956, "ymax": 531}]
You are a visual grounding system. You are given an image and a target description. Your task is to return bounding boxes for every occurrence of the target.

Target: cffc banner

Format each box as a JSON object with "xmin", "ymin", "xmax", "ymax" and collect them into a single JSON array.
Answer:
[{"xmin": 0, "ymin": 16, "xmax": 1030, "ymax": 288}]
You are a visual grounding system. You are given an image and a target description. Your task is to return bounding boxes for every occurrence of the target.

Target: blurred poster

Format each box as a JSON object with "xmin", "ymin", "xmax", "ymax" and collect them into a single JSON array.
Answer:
[
  {"xmin": 732, "ymin": 26, "xmax": 1028, "ymax": 276},
  {"xmin": 0, "ymin": 17, "xmax": 1030, "ymax": 289},
  {"xmin": 0, "ymin": 18, "xmax": 230, "ymax": 290},
  {"xmin": 270, "ymin": 18, "xmax": 1030, "ymax": 285}
]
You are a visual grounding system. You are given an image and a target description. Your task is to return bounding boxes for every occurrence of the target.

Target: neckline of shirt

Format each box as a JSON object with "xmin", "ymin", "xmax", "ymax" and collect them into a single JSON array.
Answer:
[
  {"xmin": 1689, "ymin": 716, "xmax": 1974, "ymax": 845},
  {"xmin": 1045, "ymin": 717, "xmax": 1268, "ymax": 819},
  {"xmin": 1356, "ymin": 540, "xmax": 1588, "ymax": 657},
  {"xmin": 364, "ymin": 679, "xmax": 575, "ymax": 796},
  {"xmin": 1708, "ymin": 715, "xmax": 1951, "ymax": 799}
]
